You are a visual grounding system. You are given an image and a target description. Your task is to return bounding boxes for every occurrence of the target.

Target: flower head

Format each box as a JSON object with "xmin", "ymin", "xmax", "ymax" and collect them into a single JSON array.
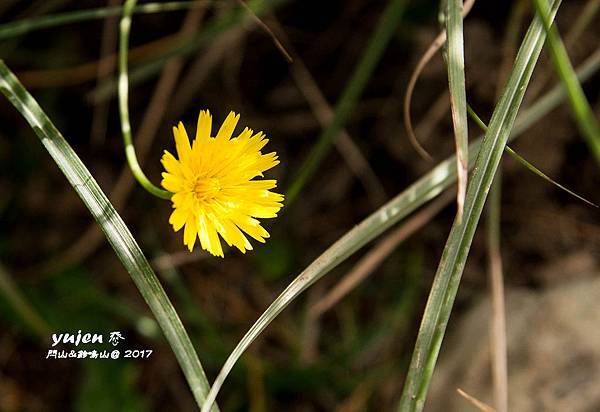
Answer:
[{"xmin": 161, "ymin": 110, "xmax": 283, "ymax": 257}]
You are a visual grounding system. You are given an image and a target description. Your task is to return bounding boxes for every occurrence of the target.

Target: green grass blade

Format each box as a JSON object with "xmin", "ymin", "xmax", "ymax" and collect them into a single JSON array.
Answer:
[
  {"xmin": 0, "ymin": 261, "xmax": 51, "ymax": 339},
  {"xmin": 0, "ymin": 61, "xmax": 217, "ymax": 411},
  {"xmin": 533, "ymin": 0, "xmax": 600, "ymax": 166},
  {"xmin": 398, "ymin": 1, "xmax": 562, "ymax": 410},
  {"xmin": 0, "ymin": 1, "xmax": 205, "ymax": 40},
  {"xmin": 467, "ymin": 104, "xmax": 598, "ymax": 208},
  {"xmin": 505, "ymin": 146, "xmax": 598, "ymax": 207},
  {"xmin": 446, "ymin": 0, "xmax": 469, "ymax": 222},
  {"xmin": 199, "ymin": 17, "xmax": 600, "ymax": 412},
  {"xmin": 285, "ymin": 0, "xmax": 409, "ymax": 205},
  {"xmin": 517, "ymin": 48, "xmax": 600, "ymax": 134}
]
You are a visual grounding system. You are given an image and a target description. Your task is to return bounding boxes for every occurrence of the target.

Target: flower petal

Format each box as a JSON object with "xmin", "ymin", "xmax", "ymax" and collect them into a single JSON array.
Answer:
[
  {"xmin": 183, "ymin": 215, "xmax": 198, "ymax": 251},
  {"xmin": 217, "ymin": 218, "xmax": 252, "ymax": 253},
  {"xmin": 161, "ymin": 172, "xmax": 183, "ymax": 192},
  {"xmin": 161, "ymin": 150, "xmax": 183, "ymax": 177},
  {"xmin": 169, "ymin": 207, "xmax": 188, "ymax": 231},
  {"xmin": 198, "ymin": 214, "xmax": 223, "ymax": 257},
  {"xmin": 215, "ymin": 111, "xmax": 239, "ymax": 142},
  {"xmin": 174, "ymin": 122, "xmax": 192, "ymax": 161},
  {"xmin": 235, "ymin": 216, "xmax": 270, "ymax": 243},
  {"xmin": 196, "ymin": 110, "xmax": 212, "ymax": 143}
]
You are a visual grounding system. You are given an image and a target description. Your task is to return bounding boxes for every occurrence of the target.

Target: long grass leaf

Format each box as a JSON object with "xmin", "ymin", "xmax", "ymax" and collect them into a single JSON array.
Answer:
[
  {"xmin": 533, "ymin": 0, "xmax": 600, "ymax": 165},
  {"xmin": 198, "ymin": 42, "xmax": 598, "ymax": 412},
  {"xmin": 285, "ymin": 0, "xmax": 409, "ymax": 205},
  {"xmin": 0, "ymin": 61, "xmax": 217, "ymax": 411},
  {"xmin": 446, "ymin": 0, "xmax": 469, "ymax": 222},
  {"xmin": 467, "ymin": 104, "xmax": 597, "ymax": 207},
  {"xmin": 505, "ymin": 146, "xmax": 597, "ymax": 207},
  {"xmin": 0, "ymin": 261, "xmax": 51, "ymax": 339},
  {"xmin": 0, "ymin": 1, "xmax": 205, "ymax": 40},
  {"xmin": 398, "ymin": 1, "xmax": 562, "ymax": 410}
]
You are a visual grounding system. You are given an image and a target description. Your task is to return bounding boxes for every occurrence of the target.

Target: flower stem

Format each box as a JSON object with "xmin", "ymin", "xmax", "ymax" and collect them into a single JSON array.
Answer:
[{"xmin": 119, "ymin": 0, "xmax": 172, "ymax": 200}]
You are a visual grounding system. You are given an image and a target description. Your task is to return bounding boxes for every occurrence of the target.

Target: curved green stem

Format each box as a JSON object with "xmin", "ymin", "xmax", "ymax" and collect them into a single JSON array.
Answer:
[{"xmin": 119, "ymin": 0, "xmax": 172, "ymax": 200}]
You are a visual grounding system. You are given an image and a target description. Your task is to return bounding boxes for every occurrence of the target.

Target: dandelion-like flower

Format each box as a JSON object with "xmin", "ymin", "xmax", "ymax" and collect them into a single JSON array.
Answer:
[{"xmin": 161, "ymin": 110, "xmax": 283, "ymax": 257}]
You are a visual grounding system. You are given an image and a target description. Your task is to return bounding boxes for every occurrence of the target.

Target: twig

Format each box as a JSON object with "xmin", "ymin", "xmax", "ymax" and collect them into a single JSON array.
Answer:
[
  {"xmin": 18, "ymin": 33, "xmax": 184, "ymax": 89},
  {"xmin": 90, "ymin": 0, "xmax": 120, "ymax": 147},
  {"xmin": 414, "ymin": 90, "xmax": 450, "ymax": 141},
  {"xmin": 487, "ymin": 173, "xmax": 508, "ymax": 412},
  {"xmin": 269, "ymin": 18, "xmax": 388, "ymax": 206},
  {"xmin": 335, "ymin": 379, "xmax": 376, "ymax": 412},
  {"xmin": 485, "ymin": 3, "xmax": 526, "ymax": 410},
  {"xmin": 171, "ymin": 27, "xmax": 245, "ymax": 115},
  {"xmin": 299, "ymin": 282, "xmax": 325, "ymax": 364},
  {"xmin": 152, "ymin": 250, "xmax": 208, "ymax": 271},
  {"xmin": 236, "ymin": 0, "xmax": 292, "ymax": 63},
  {"xmin": 456, "ymin": 388, "xmax": 496, "ymax": 412}
]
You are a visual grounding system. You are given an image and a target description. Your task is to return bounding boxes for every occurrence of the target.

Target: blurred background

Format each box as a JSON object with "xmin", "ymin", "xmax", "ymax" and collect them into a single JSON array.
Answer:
[{"xmin": 0, "ymin": 0, "xmax": 599, "ymax": 410}]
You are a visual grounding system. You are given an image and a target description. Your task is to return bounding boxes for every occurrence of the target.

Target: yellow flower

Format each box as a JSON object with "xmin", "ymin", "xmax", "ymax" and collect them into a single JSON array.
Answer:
[{"xmin": 161, "ymin": 110, "xmax": 284, "ymax": 257}]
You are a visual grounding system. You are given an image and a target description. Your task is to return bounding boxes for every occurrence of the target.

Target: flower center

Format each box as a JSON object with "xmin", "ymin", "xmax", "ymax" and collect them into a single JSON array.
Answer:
[{"xmin": 193, "ymin": 177, "xmax": 221, "ymax": 202}]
